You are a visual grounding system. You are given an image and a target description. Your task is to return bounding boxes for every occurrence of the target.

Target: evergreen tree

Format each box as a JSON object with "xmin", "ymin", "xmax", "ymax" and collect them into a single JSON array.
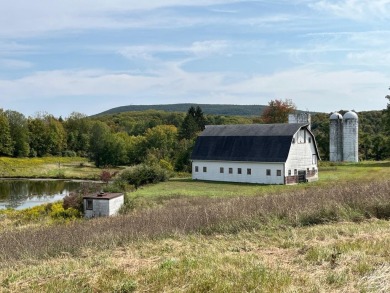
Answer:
[
  {"xmin": 384, "ymin": 94, "xmax": 390, "ymax": 134},
  {"xmin": 194, "ymin": 106, "xmax": 206, "ymax": 131},
  {"xmin": 178, "ymin": 106, "xmax": 206, "ymax": 139}
]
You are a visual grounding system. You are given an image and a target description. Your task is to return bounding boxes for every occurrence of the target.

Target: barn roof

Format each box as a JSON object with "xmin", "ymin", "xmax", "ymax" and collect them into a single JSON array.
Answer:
[{"xmin": 191, "ymin": 123, "xmax": 315, "ymax": 163}]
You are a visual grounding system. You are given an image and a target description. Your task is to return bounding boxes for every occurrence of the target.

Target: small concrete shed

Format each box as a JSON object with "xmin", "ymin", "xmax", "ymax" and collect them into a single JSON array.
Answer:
[{"xmin": 83, "ymin": 192, "xmax": 124, "ymax": 218}]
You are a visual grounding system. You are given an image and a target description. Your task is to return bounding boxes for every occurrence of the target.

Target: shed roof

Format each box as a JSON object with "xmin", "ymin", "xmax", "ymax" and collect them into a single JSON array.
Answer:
[
  {"xmin": 191, "ymin": 123, "xmax": 315, "ymax": 163},
  {"xmin": 83, "ymin": 192, "xmax": 124, "ymax": 200}
]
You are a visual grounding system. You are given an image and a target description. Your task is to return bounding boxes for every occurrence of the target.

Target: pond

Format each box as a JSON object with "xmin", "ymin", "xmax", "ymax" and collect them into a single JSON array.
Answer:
[{"xmin": 0, "ymin": 179, "xmax": 100, "ymax": 210}]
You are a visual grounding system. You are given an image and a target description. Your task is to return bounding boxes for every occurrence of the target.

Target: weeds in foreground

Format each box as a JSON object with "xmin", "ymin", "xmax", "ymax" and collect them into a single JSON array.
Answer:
[
  {"xmin": 1, "ymin": 221, "xmax": 389, "ymax": 292},
  {"xmin": 0, "ymin": 180, "xmax": 390, "ymax": 265}
]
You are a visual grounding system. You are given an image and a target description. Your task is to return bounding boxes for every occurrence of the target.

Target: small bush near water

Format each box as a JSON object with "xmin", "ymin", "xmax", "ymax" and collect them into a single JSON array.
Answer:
[
  {"xmin": 119, "ymin": 164, "xmax": 171, "ymax": 188},
  {"xmin": 1, "ymin": 180, "xmax": 390, "ymax": 264}
]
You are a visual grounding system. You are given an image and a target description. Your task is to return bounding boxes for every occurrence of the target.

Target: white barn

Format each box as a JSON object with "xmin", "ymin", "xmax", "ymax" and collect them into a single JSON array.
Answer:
[
  {"xmin": 191, "ymin": 123, "xmax": 320, "ymax": 185},
  {"xmin": 83, "ymin": 192, "xmax": 124, "ymax": 218}
]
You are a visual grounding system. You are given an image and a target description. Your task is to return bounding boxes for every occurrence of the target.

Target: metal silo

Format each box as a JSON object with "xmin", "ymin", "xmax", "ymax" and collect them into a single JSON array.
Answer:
[
  {"xmin": 342, "ymin": 111, "xmax": 359, "ymax": 162},
  {"xmin": 329, "ymin": 112, "xmax": 343, "ymax": 162}
]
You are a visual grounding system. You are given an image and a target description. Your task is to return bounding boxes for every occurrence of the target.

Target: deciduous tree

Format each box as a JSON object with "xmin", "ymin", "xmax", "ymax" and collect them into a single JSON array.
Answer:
[
  {"xmin": 0, "ymin": 110, "xmax": 13, "ymax": 156},
  {"xmin": 5, "ymin": 110, "xmax": 29, "ymax": 157},
  {"xmin": 260, "ymin": 99, "xmax": 296, "ymax": 124}
]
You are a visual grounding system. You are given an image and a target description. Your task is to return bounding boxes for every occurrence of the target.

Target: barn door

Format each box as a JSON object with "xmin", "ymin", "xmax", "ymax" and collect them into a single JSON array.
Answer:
[{"xmin": 298, "ymin": 170, "xmax": 306, "ymax": 183}]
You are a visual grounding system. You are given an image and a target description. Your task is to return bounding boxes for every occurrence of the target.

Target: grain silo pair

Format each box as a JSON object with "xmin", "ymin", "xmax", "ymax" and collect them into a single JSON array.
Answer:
[{"xmin": 329, "ymin": 111, "xmax": 359, "ymax": 162}]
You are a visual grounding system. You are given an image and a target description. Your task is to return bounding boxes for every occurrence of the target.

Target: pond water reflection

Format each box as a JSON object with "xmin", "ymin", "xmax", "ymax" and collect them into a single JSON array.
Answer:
[{"xmin": 0, "ymin": 180, "xmax": 96, "ymax": 210}]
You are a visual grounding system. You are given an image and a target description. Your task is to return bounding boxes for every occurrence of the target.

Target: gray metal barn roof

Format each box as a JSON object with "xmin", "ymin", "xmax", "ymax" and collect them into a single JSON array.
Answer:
[{"xmin": 191, "ymin": 123, "xmax": 313, "ymax": 163}]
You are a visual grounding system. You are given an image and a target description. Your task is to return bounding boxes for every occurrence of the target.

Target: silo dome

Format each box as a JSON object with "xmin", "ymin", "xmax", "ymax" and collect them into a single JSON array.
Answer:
[
  {"xmin": 330, "ymin": 112, "xmax": 343, "ymax": 120},
  {"xmin": 329, "ymin": 112, "xmax": 343, "ymax": 162},
  {"xmin": 343, "ymin": 111, "xmax": 358, "ymax": 120}
]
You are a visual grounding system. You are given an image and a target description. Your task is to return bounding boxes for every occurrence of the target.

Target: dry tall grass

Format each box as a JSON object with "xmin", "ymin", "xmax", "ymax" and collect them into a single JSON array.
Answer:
[{"xmin": 1, "ymin": 180, "xmax": 389, "ymax": 265}]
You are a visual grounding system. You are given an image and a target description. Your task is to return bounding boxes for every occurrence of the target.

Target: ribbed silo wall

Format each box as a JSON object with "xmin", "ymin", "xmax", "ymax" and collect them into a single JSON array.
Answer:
[
  {"xmin": 342, "ymin": 118, "xmax": 358, "ymax": 162},
  {"xmin": 329, "ymin": 119, "xmax": 343, "ymax": 161}
]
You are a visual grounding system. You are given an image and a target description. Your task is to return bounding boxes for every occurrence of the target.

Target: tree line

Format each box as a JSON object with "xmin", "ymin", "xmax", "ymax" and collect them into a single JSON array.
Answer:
[
  {"xmin": 1, "ymin": 100, "xmax": 389, "ymax": 170},
  {"xmin": 0, "ymin": 107, "xmax": 251, "ymax": 171}
]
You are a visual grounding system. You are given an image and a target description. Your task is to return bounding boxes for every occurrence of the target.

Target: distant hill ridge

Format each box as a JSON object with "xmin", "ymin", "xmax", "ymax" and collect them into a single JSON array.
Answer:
[{"xmin": 95, "ymin": 103, "xmax": 267, "ymax": 117}]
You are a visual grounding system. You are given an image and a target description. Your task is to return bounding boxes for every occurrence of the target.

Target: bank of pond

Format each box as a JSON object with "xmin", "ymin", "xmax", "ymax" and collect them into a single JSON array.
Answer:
[{"xmin": 0, "ymin": 179, "xmax": 101, "ymax": 210}]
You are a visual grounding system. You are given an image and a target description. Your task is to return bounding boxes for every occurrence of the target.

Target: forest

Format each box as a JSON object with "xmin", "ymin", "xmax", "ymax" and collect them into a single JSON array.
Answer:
[{"xmin": 0, "ymin": 104, "xmax": 389, "ymax": 173}]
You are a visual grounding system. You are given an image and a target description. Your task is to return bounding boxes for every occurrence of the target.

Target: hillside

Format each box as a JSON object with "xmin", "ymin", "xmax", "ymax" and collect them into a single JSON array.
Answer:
[{"xmin": 94, "ymin": 103, "xmax": 267, "ymax": 117}]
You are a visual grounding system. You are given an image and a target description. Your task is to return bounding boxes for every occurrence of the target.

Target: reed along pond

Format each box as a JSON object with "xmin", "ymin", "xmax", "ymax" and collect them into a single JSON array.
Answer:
[{"xmin": 0, "ymin": 179, "xmax": 100, "ymax": 210}]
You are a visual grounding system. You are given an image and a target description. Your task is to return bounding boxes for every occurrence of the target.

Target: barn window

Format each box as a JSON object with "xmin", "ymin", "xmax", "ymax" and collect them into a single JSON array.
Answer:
[
  {"xmin": 294, "ymin": 169, "xmax": 297, "ymax": 175},
  {"xmin": 229, "ymin": 168, "xmax": 233, "ymax": 174},
  {"xmin": 298, "ymin": 130, "xmax": 306, "ymax": 143},
  {"xmin": 220, "ymin": 167, "xmax": 224, "ymax": 173},
  {"xmin": 266, "ymin": 169, "xmax": 271, "ymax": 176},
  {"xmin": 86, "ymin": 199, "xmax": 93, "ymax": 210},
  {"xmin": 277, "ymin": 170, "xmax": 281, "ymax": 176},
  {"xmin": 203, "ymin": 167, "xmax": 207, "ymax": 172},
  {"xmin": 308, "ymin": 137, "xmax": 312, "ymax": 143},
  {"xmin": 288, "ymin": 170, "xmax": 291, "ymax": 176},
  {"xmin": 312, "ymin": 154, "xmax": 317, "ymax": 164},
  {"xmin": 237, "ymin": 168, "xmax": 242, "ymax": 174},
  {"xmin": 195, "ymin": 166, "xmax": 199, "ymax": 172},
  {"xmin": 247, "ymin": 168, "xmax": 251, "ymax": 175}
]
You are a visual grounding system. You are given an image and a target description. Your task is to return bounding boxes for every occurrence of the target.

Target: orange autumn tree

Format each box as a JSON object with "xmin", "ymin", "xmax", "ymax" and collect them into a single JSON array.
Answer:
[{"xmin": 260, "ymin": 99, "xmax": 296, "ymax": 124}]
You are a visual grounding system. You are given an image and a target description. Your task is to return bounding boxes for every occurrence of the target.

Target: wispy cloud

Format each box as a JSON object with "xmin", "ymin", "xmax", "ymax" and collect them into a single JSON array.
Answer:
[
  {"xmin": 347, "ymin": 50, "xmax": 390, "ymax": 66},
  {"xmin": 0, "ymin": 59, "xmax": 33, "ymax": 70},
  {"xmin": 119, "ymin": 40, "xmax": 229, "ymax": 61},
  {"xmin": 1, "ymin": 65, "xmax": 388, "ymax": 115},
  {"xmin": 0, "ymin": 0, "xmax": 247, "ymax": 37},
  {"xmin": 310, "ymin": 0, "xmax": 390, "ymax": 20}
]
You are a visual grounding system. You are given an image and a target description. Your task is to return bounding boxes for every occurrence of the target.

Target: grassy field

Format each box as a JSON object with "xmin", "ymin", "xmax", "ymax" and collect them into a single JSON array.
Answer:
[
  {"xmin": 0, "ymin": 157, "xmax": 103, "ymax": 179},
  {"xmin": 131, "ymin": 161, "xmax": 390, "ymax": 199},
  {"xmin": 1, "ymin": 161, "xmax": 390, "ymax": 292},
  {"xmin": 1, "ymin": 220, "xmax": 389, "ymax": 292}
]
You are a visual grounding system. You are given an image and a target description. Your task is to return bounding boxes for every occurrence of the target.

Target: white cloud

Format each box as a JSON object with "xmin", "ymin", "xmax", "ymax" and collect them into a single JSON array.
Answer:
[
  {"xmin": 1, "ymin": 66, "xmax": 388, "ymax": 116},
  {"xmin": 189, "ymin": 41, "xmax": 229, "ymax": 57},
  {"xmin": 311, "ymin": 0, "xmax": 390, "ymax": 20}
]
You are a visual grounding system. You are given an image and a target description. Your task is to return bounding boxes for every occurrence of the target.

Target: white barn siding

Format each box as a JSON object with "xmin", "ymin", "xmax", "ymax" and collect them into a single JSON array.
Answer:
[
  {"xmin": 192, "ymin": 161, "xmax": 285, "ymax": 184},
  {"xmin": 191, "ymin": 123, "xmax": 320, "ymax": 185},
  {"xmin": 285, "ymin": 129, "xmax": 318, "ymax": 182}
]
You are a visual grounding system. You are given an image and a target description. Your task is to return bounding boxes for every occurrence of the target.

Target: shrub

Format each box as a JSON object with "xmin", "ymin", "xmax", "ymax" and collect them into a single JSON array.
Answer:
[
  {"xmin": 50, "ymin": 206, "xmax": 80, "ymax": 220},
  {"xmin": 100, "ymin": 170, "xmax": 112, "ymax": 183},
  {"xmin": 159, "ymin": 159, "xmax": 173, "ymax": 171},
  {"xmin": 62, "ymin": 150, "xmax": 77, "ymax": 157},
  {"xmin": 63, "ymin": 192, "xmax": 84, "ymax": 213},
  {"xmin": 103, "ymin": 179, "xmax": 133, "ymax": 193},
  {"xmin": 120, "ymin": 164, "xmax": 171, "ymax": 188}
]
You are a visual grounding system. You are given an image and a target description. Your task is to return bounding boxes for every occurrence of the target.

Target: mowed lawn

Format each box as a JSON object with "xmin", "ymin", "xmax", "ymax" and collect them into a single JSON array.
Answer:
[
  {"xmin": 132, "ymin": 161, "xmax": 390, "ymax": 199},
  {"xmin": 0, "ymin": 157, "xmax": 103, "ymax": 179}
]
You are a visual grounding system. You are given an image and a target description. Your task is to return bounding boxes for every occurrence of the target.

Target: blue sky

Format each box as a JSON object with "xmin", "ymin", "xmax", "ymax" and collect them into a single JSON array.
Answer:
[{"xmin": 0, "ymin": 0, "xmax": 389, "ymax": 117}]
